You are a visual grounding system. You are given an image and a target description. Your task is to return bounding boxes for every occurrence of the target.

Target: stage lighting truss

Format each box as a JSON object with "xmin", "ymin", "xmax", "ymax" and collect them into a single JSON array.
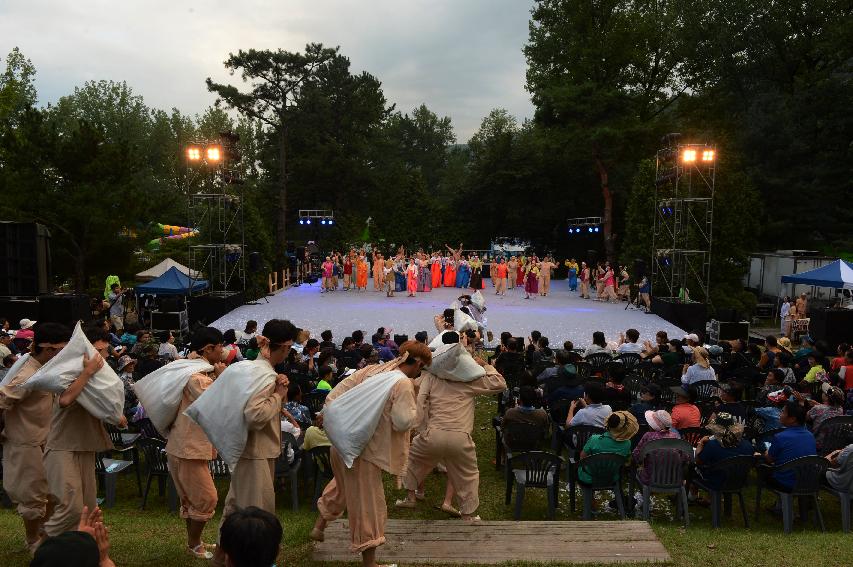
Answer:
[
  {"xmin": 298, "ymin": 209, "xmax": 335, "ymax": 227},
  {"xmin": 566, "ymin": 216, "xmax": 602, "ymax": 236}
]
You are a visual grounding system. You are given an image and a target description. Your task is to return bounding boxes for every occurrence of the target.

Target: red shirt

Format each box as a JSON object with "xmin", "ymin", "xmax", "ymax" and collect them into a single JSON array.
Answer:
[
  {"xmin": 344, "ymin": 260, "xmax": 353, "ymax": 275},
  {"xmin": 496, "ymin": 264, "xmax": 508, "ymax": 278},
  {"xmin": 671, "ymin": 403, "xmax": 701, "ymax": 430}
]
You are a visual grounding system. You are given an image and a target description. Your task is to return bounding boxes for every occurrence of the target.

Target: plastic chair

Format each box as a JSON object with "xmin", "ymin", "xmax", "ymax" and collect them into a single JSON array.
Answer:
[
  {"xmin": 577, "ymin": 452, "xmax": 628, "ymax": 520},
  {"xmin": 632, "ymin": 438, "xmax": 694, "ymax": 526},
  {"xmin": 137, "ymin": 438, "xmax": 177, "ymax": 511},
  {"xmin": 308, "ymin": 446, "xmax": 334, "ymax": 508},
  {"xmin": 95, "ymin": 453, "xmax": 133, "ymax": 509},
  {"xmin": 562, "ymin": 425, "xmax": 605, "ymax": 512},
  {"xmin": 822, "ymin": 484, "xmax": 851, "ymax": 533},
  {"xmin": 678, "ymin": 427, "xmax": 711, "ymax": 448},
  {"xmin": 814, "ymin": 416, "xmax": 853, "ymax": 456},
  {"xmin": 689, "ymin": 380, "xmax": 720, "ymax": 401},
  {"xmin": 208, "ymin": 456, "xmax": 230, "ymax": 479},
  {"xmin": 506, "ymin": 451, "xmax": 563, "ymax": 520},
  {"xmin": 501, "ymin": 421, "xmax": 548, "ymax": 495},
  {"xmin": 691, "ymin": 455, "xmax": 754, "ymax": 528},
  {"xmin": 137, "ymin": 419, "xmax": 165, "ymax": 441},
  {"xmin": 106, "ymin": 424, "xmax": 142, "ymax": 496},
  {"xmin": 302, "ymin": 391, "xmax": 328, "ymax": 419},
  {"xmin": 275, "ymin": 432, "xmax": 302, "ymax": 510},
  {"xmin": 616, "ymin": 353, "xmax": 642, "ymax": 371},
  {"xmin": 585, "ymin": 353, "xmax": 612, "ymax": 375},
  {"xmin": 755, "ymin": 456, "xmax": 828, "ymax": 533},
  {"xmin": 548, "ymin": 399, "xmax": 572, "ymax": 452},
  {"xmin": 574, "ymin": 361, "xmax": 592, "ymax": 381}
]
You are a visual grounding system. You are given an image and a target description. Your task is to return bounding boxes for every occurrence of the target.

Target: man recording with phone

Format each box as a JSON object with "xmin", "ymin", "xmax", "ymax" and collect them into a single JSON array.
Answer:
[{"xmin": 107, "ymin": 283, "xmax": 128, "ymax": 333}]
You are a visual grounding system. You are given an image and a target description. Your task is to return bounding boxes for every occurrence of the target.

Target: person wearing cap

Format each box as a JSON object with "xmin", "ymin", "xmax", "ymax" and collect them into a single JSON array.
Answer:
[
  {"xmin": 43, "ymin": 325, "xmax": 127, "ymax": 539},
  {"xmin": 116, "ymin": 355, "xmax": 138, "ymax": 421},
  {"xmin": 165, "ymin": 327, "xmax": 226, "ymax": 559},
  {"xmin": 398, "ymin": 346, "xmax": 506, "ymax": 522},
  {"xmin": 694, "ymin": 412, "xmax": 754, "ymax": 490},
  {"xmin": 681, "ymin": 346, "xmax": 716, "ymax": 387},
  {"xmin": 311, "ymin": 341, "xmax": 430, "ymax": 567},
  {"xmin": 682, "ymin": 332, "xmax": 700, "ymax": 354},
  {"xmin": 632, "ymin": 410, "xmax": 680, "ymax": 484},
  {"xmin": 715, "ymin": 382, "xmax": 748, "ymax": 424},
  {"xmin": 16, "ymin": 318, "xmax": 37, "ymax": 341},
  {"xmin": 670, "ymin": 387, "xmax": 701, "ymax": 431},
  {"xmin": 578, "ymin": 411, "xmax": 638, "ymax": 484},
  {"xmin": 0, "ymin": 322, "xmax": 71, "ymax": 552},
  {"xmin": 629, "ymin": 384, "xmax": 661, "ymax": 425}
]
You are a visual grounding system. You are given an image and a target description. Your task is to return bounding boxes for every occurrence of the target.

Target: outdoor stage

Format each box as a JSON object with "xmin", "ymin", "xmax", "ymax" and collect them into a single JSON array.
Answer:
[
  {"xmin": 313, "ymin": 519, "xmax": 670, "ymax": 564},
  {"xmin": 212, "ymin": 279, "xmax": 685, "ymax": 347}
]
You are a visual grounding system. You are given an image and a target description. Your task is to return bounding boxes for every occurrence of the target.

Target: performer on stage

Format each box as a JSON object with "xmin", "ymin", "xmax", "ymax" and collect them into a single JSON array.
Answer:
[
  {"xmin": 384, "ymin": 256, "xmax": 396, "ymax": 298},
  {"xmin": 321, "ymin": 257, "xmax": 334, "ymax": 293},
  {"xmin": 507, "ymin": 256, "xmax": 519, "ymax": 292},
  {"xmin": 516, "ymin": 256, "xmax": 526, "ymax": 288},
  {"xmin": 406, "ymin": 258, "xmax": 418, "ymax": 298},
  {"xmin": 165, "ymin": 327, "xmax": 226, "ymax": 559},
  {"xmin": 431, "ymin": 254, "xmax": 443, "ymax": 289},
  {"xmin": 595, "ymin": 262, "xmax": 606, "ymax": 300},
  {"xmin": 456, "ymin": 257, "xmax": 470, "ymax": 289},
  {"xmin": 539, "ymin": 256, "xmax": 555, "ymax": 296},
  {"xmin": 524, "ymin": 261, "xmax": 540, "ymax": 300},
  {"xmin": 356, "ymin": 253, "xmax": 369, "ymax": 291},
  {"xmin": 311, "ymin": 342, "xmax": 432, "ymax": 567},
  {"xmin": 618, "ymin": 266, "xmax": 631, "ymax": 301},
  {"xmin": 443, "ymin": 256, "xmax": 457, "ymax": 288},
  {"xmin": 566, "ymin": 258, "xmax": 579, "ymax": 292},
  {"xmin": 494, "ymin": 257, "xmax": 508, "ymax": 296},
  {"xmin": 397, "ymin": 344, "xmax": 505, "ymax": 522},
  {"xmin": 601, "ymin": 262, "xmax": 618, "ymax": 303},
  {"xmin": 638, "ymin": 274, "xmax": 651, "ymax": 312},
  {"xmin": 0, "ymin": 322, "xmax": 71, "ymax": 552},
  {"xmin": 343, "ymin": 254, "xmax": 353, "ymax": 291},
  {"xmin": 417, "ymin": 255, "xmax": 431, "ymax": 293},
  {"xmin": 579, "ymin": 261, "xmax": 591, "ymax": 299},
  {"xmin": 489, "ymin": 257, "xmax": 498, "ymax": 288},
  {"xmin": 469, "ymin": 256, "xmax": 485, "ymax": 290},
  {"xmin": 372, "ymin": 251, "xmax": 384, "ymax": 292}
]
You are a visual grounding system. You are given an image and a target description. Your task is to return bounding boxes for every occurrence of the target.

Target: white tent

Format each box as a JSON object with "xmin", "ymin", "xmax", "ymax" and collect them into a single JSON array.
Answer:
[{"xmin": 135, "ymin": 258, "xmax": 200, "ymax": 281}]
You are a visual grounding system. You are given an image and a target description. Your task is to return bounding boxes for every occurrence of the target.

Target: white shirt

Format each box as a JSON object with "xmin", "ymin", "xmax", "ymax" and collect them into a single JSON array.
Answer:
[
  {"xmin": 617, "ymin": 342, "xmax": 644, "ymax": 354},
  {"xmin": 158, "ymin": 342, "xmax": 179, "ymax": 361},
  {"xmin": 234, "ymin": 330, "xmax": 256, "ymax": 344}
]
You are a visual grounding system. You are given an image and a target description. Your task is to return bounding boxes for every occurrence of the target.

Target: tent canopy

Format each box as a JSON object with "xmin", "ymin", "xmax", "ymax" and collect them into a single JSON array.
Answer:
[
  {"xmin": 135, "ymin": 266, "xmax": 208, "ymax": 295},
  {"xmin": 780, "ymin": 259, "xmax": 853, "ymax": 290},
  {"xmin": 135, "ymin": 258, "xmax": 199, "ymax": 281}
]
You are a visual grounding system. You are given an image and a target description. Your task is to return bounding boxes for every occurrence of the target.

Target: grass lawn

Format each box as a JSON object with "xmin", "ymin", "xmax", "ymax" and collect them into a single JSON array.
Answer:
[{"xmin": 2, "ymin": 396, "xmax": 851, "ymax": 566}]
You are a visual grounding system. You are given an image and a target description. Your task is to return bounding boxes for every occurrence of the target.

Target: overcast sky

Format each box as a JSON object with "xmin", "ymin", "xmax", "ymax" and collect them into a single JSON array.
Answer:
[{"xmin": 1, "ymin": 0, "xmax": 535, "ymax": 142}]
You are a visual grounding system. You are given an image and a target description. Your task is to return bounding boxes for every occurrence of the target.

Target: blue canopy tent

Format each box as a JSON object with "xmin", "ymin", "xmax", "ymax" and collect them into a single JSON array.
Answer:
[
  {"xmin": 135, "ymin": 266, "xmax": 209, "ymax": 295},
  {"xmin": 780, "ymin": 259, "xmax": 853, "ymax": 290}
]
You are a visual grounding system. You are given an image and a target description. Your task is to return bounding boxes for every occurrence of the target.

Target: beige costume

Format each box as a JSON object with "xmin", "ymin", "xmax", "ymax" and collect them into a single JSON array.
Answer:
[
  {"xmin": 540, "ymin": 261, "xmax": 555, "ymax": 295},
  {"xmin": 317, "ymin": 359, "xmax": 417, "ymax": 553},
  {"xmin": 165, "ymin": 372, "xmax": 217, "ymax": 522},
  {"xmin": 219, "ymin": 363, "xmax": 282, "ymax": 523},
  {"xmin": 0, "ymin": 357, "xmax": 50, "ymax": 522},
  {"xmin": 43, "ymin": 400, "xmax": 113, "ymax": 536},
  {"xmin": 403, "ymin": 366, "xmax": 506, "ymax": 515}
]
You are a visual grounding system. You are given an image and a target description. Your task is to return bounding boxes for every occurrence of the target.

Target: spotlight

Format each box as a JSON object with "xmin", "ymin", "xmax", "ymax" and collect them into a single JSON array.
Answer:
[
  {"xmin": 682, "ymin": 149, "xmax": 697, "ymax": 163},
  {"xmin": 588, "ymin": 227, "xmax": 593, "ymax": 233},
  {"xmin": 298, "ymin": 218, "xmax": 304, "ymax": 225},
  {"xmin": 186, "ymin": 146, "xmax": 202, "ymax": 161},
  {"xmin": 320, "ymin": 219, "xmax": 326, "ymax": 225},
  {"xmin": 702, "ymin": 149, "xmax": 715, "ymax": 162},
  {"xmin": 206, "ymin": 146, "xmax": 222, "ymax": 162},
  {"xmin": 306, "ymin": 218, "xmax": 312, "ymax": 225},
  {"xmin": 327, "ymin": 218, "xmax": 334, "ymax": 226},
  {"xmin": 594, "ymin": 227, "xmax": 600, "ymax": 233}
]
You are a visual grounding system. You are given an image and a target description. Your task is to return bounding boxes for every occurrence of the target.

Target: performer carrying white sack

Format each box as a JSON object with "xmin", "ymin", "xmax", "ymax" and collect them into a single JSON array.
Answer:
[
  {"xmin": 311, "ymin": 341, "xmax": 432, "ymax": 567},
  {"xmin": 183, "ymin": 319, "xmax": 297, "ymax": 567},
  {"xmin": 22, "ymin": 324, "xmax": 127, "ymax": 538},
  {"xmin": 398, "ymin": 333, "xmax": 506, "ymax": 522},
  {"xmin": 134, "ymin": 327, "xmax": 225, "ymax": 560},
  {"xmin": 430, "ymin": 308, "xmax": 478, "ymax": 349}
]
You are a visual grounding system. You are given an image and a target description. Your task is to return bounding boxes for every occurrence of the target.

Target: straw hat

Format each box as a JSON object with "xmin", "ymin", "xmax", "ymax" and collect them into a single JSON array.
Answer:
[
  {"xmin": 706, "ymin": 412, "xmax": 745, "ymax": 448},
  {"xmin": 607, "ymin": 411, "xmax": 639, "ymax": 441}
]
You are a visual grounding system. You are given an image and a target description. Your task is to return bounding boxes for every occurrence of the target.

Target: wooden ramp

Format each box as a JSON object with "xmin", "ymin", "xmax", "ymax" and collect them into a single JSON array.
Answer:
[{"xmin": 312, "ymin": 519, "xmax": 671, "ymax": 564}]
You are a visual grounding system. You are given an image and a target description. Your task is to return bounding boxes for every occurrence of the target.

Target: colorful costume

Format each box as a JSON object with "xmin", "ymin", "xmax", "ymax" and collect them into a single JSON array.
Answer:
[
  {"xmin": 443, "ymin": 260, "xmax": 456, "ymax": 288},
  {"xmin": 431, "ymin": 258, "xmax": 442, "ymax": 289}
]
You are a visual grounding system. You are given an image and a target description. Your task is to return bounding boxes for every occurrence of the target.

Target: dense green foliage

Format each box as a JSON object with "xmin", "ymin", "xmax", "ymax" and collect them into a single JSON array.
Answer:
[{"xmin": 0, "ymin": 0, "xmax": 850, "ymax": 300}]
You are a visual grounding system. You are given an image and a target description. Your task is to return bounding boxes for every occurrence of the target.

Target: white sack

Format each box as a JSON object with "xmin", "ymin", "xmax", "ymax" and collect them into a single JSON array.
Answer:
[
  {"xmin": 471, "ymin": 290, "xmax": 486, "ymax": 311},
  {"xmin": 21, "ymin": 322, "xmax": 124, "ymax": 425},
  {"xmin": 323, "ymin": 369, "xmax": 406, "ymax": 468},
  {"xmin": 454, "ymin": 308, "xmax": 478, "ymax": 332},
  {"xmin": 183, "ymin": 359, "xmax": 275, "ymax": 471},
  {"xmin": 428, "ymin": 343, "xmax": 486, "ymax": 383},
  {"xmin": 428, "ymin": 330, "xmax": 453, "ymax": 350},
  {"xmin": 0, "ymin": 353, "xmax": 32, "ymax": 388},
  {"xmin": 133, "ymin": 358, "xmax": 214, "ymax": 438}
]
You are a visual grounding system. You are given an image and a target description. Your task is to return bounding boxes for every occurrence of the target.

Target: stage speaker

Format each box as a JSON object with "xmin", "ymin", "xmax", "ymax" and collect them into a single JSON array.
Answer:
[
  {"xmin": 716, "ymin": 308, "xmax": 740, "ymax": 322},
  {"xmin": 0, "ymin": 297, "xmax": 39, "ymax": 324},
  {"xmin": 38, "ymin": 294, "xmax": 90, "ymax": 327},
  {"xmin": 393, "ymin": 334, "xmax": 408, "ymax": 345},
  {"xmin": 710, "ymin": 320, "xmax": 749, "ymax": 342},
  {"xmin": 633, "ymin": 258, "xmax": 647, "ymax": 280},
  {"xmin": 151, "ymin": 311, "xmax": 187, "ymax": 331},
  {"xmin": 0, "ymin": 222, "xmax": 52, "ymax": 297},
  {"xmin": 249, "ymin": 252, "xmax": 262, "ymax": 272}
]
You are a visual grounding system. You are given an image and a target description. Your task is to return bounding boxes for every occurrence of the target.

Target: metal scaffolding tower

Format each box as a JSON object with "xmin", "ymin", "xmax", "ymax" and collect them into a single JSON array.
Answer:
[
  {"xmin": 652, "ymin": 135, "xmax": 716, "ymax": 304},
  {"xmin": 186, "ymin": 132, "xmax": 246, "ymax": 297}
]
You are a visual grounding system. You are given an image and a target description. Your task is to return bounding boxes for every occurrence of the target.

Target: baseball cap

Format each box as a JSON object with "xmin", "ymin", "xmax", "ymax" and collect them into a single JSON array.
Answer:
[
  {"xmin": 19, "ymin": 318, "xmax": 37, "ymax": 330},
  {"xmin": 683, "ymin": 333, "xmax": 699, "ymax": 342}
]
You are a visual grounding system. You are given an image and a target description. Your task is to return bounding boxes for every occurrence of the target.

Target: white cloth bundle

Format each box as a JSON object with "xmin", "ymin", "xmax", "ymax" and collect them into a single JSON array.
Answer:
[
  {"xmin": 471, "ymin": 290, "xmax": 486, "ymax": 311},
  {"xmin": 0, "ymin": 353, "xmax": 32, "ymax": 388},
  {"xmin": 428, "ymin": 342, "xmax": 486, "ymax": 383},
  {"xmin": 428, "ymin": 330, "xmax": 453, "ymax": 350},
  {"xmin": 454, "ymin": 308, "xmax": 478, "ymax": 332},
  {"xmin": 183, "ymin": 359, "xmax": 275, "ymax": 471},
  {"xmin": 323, "ymin": 369, "xmax": 406, "ymax": 468},
  {"xmin": 21, "ymin": 322, "xmax": 124, "ymax": 425},
  {"xmin": 133, "ymin": 358, "xmax": 214, "ymax": 438}
]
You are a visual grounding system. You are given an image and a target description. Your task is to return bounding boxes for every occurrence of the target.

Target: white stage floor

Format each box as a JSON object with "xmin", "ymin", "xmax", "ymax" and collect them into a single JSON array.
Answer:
[{"xmin": 212, "ymin": 279, "xmax": 685, "ymax": 348}]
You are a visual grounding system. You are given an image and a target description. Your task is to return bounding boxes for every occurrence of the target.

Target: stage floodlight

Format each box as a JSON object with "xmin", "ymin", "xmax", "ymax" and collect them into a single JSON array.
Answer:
[
  {"xmin": 682, "ymin": 149, "xmax": 697, "ymax": 163},
  {"xmin": 299, "ymin": 218, "xmax": 304, "ymax": 225},
  {"xmin": 306, "ymin": 218, "xmax": 312, "ymax": 225},
  {"xmin": 186, "ymin": 146, "xmax": 202, "ymax": 161},
  {"xmin": 206, "ymin": 146, "xmax": 222, "ymax": 162},
  {"xmin": 702, "ymin": 149, "xmax": 715, "ymax": 162},
  {"xmin": 594, "ymin": 226, "xmax": 600, "ymax": 233},
  {"xmin": 588, "ymin": 227, "xmax": 593, "ymax": 233},
  {"xmin": 328, "ymin": 218, "xmax": 334, "ymax": 226}
]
